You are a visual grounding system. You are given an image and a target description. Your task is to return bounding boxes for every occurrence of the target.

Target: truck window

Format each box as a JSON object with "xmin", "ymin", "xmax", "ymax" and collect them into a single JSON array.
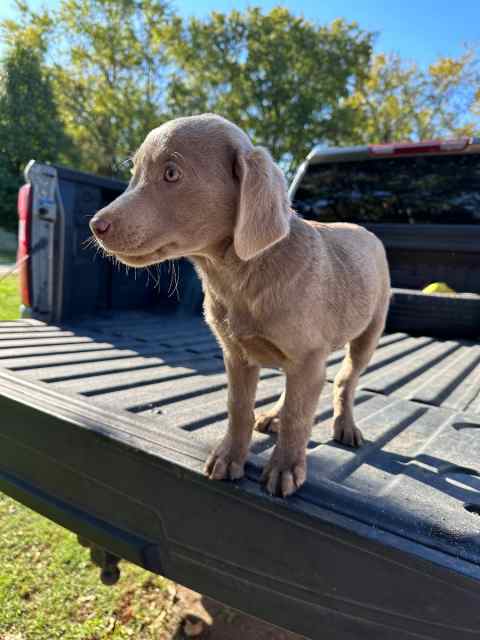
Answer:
[{"xmin": 292, "ymin": 154, "xmax": 480, "ymax": 224}]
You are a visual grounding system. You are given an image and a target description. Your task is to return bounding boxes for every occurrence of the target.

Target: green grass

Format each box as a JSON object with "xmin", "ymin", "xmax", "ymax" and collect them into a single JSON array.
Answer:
[
  {"xmin": 0, "ymin": 493, "xmax": 176, "ymax": 639},
  {"xmin": 0, "ymin": 274, "xmax": 20, "ymax": 321}
]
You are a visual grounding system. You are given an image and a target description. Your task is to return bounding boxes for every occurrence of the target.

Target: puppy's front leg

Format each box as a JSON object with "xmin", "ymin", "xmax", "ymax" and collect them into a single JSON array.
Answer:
[
  {"xmin": 262, "ymin": 353, "xmax": 325, "ymax": 497},
  {"xmin": 205, "ymin": 352, "xmax": 259, "ymax": 481}
]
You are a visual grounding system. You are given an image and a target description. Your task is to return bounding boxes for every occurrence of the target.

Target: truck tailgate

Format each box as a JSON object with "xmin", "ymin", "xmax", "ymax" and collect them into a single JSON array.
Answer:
[{"xmin": 1, "ymin": 311, "xmax": 480, "ymax": 640}]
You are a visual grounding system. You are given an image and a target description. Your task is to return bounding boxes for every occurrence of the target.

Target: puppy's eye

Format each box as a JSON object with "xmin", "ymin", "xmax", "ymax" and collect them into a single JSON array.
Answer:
[{"xmin": 164, "ymin": 163, "xmax": 181, "ymax": 183}]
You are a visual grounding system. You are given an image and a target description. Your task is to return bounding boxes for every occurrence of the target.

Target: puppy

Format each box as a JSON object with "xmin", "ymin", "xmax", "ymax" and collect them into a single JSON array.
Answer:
[{"xmin": 90, "ymin": 114, "xmax": 391, "ymax": 497}]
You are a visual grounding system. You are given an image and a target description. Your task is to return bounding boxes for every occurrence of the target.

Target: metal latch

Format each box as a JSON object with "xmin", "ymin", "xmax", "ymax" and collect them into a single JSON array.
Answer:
[
  {"xmin": 37, "ymin": 197, "xmax": 57, "ymax": 222},
  {"xmin": 77, "ymin": 536, "xmax": 121, "ymax": 585}
]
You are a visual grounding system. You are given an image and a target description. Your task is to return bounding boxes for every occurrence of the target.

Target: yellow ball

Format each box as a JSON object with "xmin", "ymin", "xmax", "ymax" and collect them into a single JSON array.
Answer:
[{"xmin": 422, "ymin": 282, "xmax": 456, "ymax": 295}]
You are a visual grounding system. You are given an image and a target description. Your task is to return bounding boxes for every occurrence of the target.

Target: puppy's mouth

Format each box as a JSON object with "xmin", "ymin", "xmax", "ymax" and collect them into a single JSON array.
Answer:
[
  {"xmin": 114, "ymin": 249, "xmax": 166, "ymax": 267},
  {"xmin": 110, "ymin": 243, "xmax": 179, "ymax": 267},
  {"xmin": 91, "ymin": 230, "xmax": 183, "ymax": 267}
]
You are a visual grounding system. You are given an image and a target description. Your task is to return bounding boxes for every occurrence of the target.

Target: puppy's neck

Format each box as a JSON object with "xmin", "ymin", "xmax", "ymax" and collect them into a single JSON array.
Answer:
[{"xmin": 190, "ymin": 237, "xmax": 240, "ymax": 272}]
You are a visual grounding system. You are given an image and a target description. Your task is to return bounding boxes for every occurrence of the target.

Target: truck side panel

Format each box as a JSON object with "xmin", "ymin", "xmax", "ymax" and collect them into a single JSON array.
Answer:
[{"xmin": 25, "ymin": 163, "xmax": 204, "ymax": 322}]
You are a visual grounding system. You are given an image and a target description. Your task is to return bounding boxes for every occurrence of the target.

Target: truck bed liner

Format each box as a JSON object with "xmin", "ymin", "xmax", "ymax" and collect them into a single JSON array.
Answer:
[{"xmin": 1, "ymin": 311, "xmax": 480, "ymax": 639}]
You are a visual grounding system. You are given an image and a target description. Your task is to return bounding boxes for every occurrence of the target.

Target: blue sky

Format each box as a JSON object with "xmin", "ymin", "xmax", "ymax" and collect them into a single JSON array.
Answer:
[{"xmin": 1, "ymin": 0, "xmax": 479, "ymax": 67}]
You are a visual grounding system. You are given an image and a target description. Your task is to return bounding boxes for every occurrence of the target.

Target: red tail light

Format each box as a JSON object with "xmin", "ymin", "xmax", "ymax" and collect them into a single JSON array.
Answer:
[
  {"xmin": 17, "ymin": 184, "xmax": 32, "ymax": 307},
  {"xmin": 369, "ymin": 138, "xmax": 470, "ymax": 156}
]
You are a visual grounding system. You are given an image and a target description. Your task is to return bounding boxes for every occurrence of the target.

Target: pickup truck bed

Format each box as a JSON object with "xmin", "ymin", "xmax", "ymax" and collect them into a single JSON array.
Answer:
[{"xmin": 1, "ymin": 310, "xmax": 480, "ymax": 639}]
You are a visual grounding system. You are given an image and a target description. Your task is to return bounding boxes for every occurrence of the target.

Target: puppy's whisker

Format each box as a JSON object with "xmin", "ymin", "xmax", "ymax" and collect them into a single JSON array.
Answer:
[
  {"xmin": 174, "ymin": 262, "xmax": 179, "ymax": 298},
  {"xmin": 145, "ymin": 266, "xmax": 152, "ymax": 287},
  {"xmin": 167, "ymin": 260, "xmax": 179, "ymax": 299},
  {"xmin": 147, "ymin": 265, "xmax": 160, "ymax": 290},
  {"xmin": 168, "ymin": 259, "xmax": 180, "ymax": 300},
  {"xmin": 154, "ymin": 263, "xmax": 162, "ymax": 291},
  {"xmin": 82, "ymin": 235, "xmax": 98, "ymax": 249},
  {"xmin": 167, "ymin": 260, "xmax": 174, "ymax": 296},
  {"xmin": 174, "ymin": 261, "xmax": 180, "ymax": 300}
]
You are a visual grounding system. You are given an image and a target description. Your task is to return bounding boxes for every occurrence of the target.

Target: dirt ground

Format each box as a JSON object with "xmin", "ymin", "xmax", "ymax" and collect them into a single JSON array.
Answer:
[{"xmin": 160, "ymin": 585, "xmax": 305, "ymax": 640}]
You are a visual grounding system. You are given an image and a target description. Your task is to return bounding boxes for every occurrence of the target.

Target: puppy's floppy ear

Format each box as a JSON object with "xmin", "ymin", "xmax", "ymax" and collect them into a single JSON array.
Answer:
[{"xmin": 234, "ymin": 146, "xmax": 291, "ymax": 261}]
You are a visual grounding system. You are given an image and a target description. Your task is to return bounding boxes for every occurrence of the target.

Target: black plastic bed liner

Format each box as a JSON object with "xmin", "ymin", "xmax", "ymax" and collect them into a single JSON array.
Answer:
[{"xmin": 1, "ymin": 311, "xmax": 480, "ymax": 639}]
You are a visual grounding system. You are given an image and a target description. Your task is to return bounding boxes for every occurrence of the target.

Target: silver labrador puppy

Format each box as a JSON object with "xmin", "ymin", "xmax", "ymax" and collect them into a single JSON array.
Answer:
[{"xmin": 90, "ymin": 114, "xmax": 391, "ymax": 497}]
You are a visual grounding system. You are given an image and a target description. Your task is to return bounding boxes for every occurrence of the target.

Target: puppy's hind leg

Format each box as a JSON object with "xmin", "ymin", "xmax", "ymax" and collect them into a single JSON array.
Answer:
[
  {"xmin": 255, "ymin": 389, "xmax": 285, "ymax": 433},
  {"xmin": 333, "ymin": 307, "xmax": 387, "ymax": 448}
]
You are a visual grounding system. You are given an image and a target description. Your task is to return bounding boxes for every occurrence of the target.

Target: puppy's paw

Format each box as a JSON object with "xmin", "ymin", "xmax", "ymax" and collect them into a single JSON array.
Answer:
[
  {"xmin": 254, "ymin": 412, "xmax": 280, "ymax": 434},
  {"xmin": 205, "ymin": 437, "xmax": 247, "ymax": 481},
  {"xmin": 333, "ymin": 417, "xmax": 364, "ymax": 448},
  {"xmin": 261, "ymin": 446, "xmax": 307, "ymax": 497}
]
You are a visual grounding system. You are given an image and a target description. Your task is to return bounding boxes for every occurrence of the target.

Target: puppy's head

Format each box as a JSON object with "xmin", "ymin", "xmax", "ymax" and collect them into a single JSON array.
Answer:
[{"xmin": 89, "ymin": 114, "xmax": 291, "ymax": 266}]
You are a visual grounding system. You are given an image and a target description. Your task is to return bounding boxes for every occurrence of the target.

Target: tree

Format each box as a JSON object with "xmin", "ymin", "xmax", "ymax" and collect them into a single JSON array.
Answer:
[
  {"xmin": 2, "ymin": 0, "xmax": 173, "ymax": 177},
  {"xmin": 165, "ymin": 9, "xmax": 373, "ymax": 174},
  {"xmin": 340, "ymin": 52, "xmax": 479, "ymax": 144},
  {"xmin": 427, "ymin": 53, "xmax": 479, "ymax": 137},
  {"xmin": 3, "ymin": 0, "xmax": 478, "ymax": 184},
  {"xmin": 52, "ymin": 0, "xmax": 173, "ymax": 175},
  {"xmin": 0, "ymin": 43, "xmax": 70, "ymax": 231}
]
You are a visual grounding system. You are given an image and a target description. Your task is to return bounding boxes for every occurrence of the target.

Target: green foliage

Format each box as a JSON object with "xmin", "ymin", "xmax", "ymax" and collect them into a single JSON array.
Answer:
[
  {"xmin": 341, "ymin": 51, "xmax": 479, "ymax": 144},
  {"xmin": 165, "ymin": 9, "xmax": 373, "ymax": 173},
  {"xmin": 0, "ymin": 45, "xmax": 70, "ymax": 172},
  {"xmin": 0, "ymin": 0, "xmax": 479, "ymax": 194},
  {"xmin": 0, "ymin": 42, "xmax": 70, "ymax": 231},
  {"xmin": 0, "ymin": 0, "xmax": 53, "ymax": 54},
  {"xmin": 48, "ymin": 0, "xmax": 172, "ymax": 176},
  {"xmin": 0, "ymin": 162, "xmax": 21, "ymax": 232}
]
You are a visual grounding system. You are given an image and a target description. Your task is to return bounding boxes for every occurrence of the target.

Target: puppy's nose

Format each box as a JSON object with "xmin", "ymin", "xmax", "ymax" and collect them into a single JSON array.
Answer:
[{"xmin": 90, "ymin": 217, "xmax": 111, "ymax": 236}]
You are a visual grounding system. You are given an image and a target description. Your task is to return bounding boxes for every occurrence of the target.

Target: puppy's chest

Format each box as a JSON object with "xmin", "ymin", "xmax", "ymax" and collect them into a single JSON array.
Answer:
[
  {"xmin": 203, "ymin": 272, "xmax": 289, "ymax": 367},
  {"xmin": 219, "ymin": 306, "xmax": 287, "ymax": 368}
]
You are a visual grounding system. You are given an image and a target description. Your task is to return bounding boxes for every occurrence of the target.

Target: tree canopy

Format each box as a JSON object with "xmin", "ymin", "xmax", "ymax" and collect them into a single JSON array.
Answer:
[
  {"xmin": 50, "ymin": 0, "xmax": 172, "ymax": 174},
  {"xmin": 0, "ymin": 0, "xmax": 478, "ymax": 231},
  {"xmin": 165, "ymin": 9, "xmax": 372, "ymax": 172},
  {"xmin": 341, "ymin": 51, "xmax": 479, "ymax": 144},
  {"xmin": 0, "ymin": 41, "xmax": 70, "ymax": 229}
]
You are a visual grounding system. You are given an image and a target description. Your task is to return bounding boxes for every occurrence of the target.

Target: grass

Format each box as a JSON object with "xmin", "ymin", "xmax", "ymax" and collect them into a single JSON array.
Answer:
[
  {"xmin": 0, "ymin": 493, "xmax": 178, "ymax": 639},
  {"xmin": 0, "ymin": 274, "xmax": 20, "ymax": 321}
]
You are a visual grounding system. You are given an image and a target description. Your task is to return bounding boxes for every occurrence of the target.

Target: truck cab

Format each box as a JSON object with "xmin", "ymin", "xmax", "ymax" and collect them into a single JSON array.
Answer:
[{"xmin": 290, "ymin": 138, "xmax": 480, "ymax": 338}]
